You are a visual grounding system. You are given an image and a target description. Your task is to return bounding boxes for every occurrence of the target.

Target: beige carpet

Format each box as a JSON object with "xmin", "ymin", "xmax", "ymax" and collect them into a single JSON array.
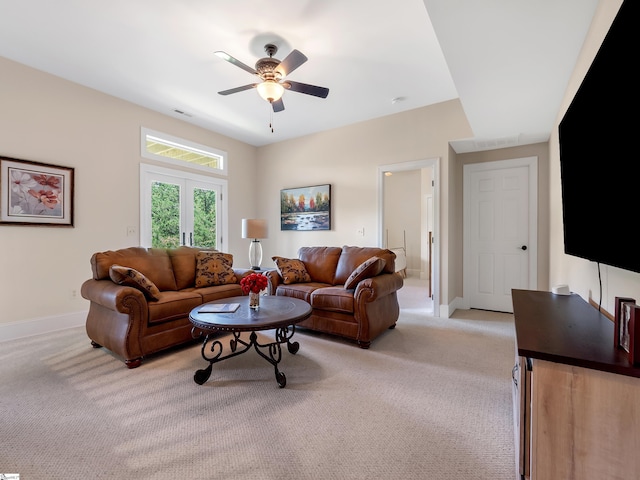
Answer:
[{"xmin": 0, "ymin": 278, "xmax": 516, "ymax": 479}]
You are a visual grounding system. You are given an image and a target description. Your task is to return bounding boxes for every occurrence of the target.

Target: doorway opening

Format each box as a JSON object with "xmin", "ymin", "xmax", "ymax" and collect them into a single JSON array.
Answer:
[{"xmin": 378, "ymin": 158, "xmax": 440, "ymax": 317}]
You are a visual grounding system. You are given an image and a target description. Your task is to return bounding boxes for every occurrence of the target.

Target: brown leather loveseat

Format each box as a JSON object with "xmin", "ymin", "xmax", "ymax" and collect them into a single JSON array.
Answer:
[
  {"xmin": 266, "ymin": 246, "xmax": 404, "ymax": 348},
  {"xmin": 81, "ymin": 246, "xmax": 252, "ymax": 368}
]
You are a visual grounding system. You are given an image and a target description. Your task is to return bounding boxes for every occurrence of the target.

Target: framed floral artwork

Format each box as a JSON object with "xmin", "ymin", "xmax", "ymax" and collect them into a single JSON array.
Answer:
[
  {"xmin": 280, "ymin": 184, "xmax": 331, "ymax": 231},
  {"xmin": 0, "ymin": 156, "xmax": 74, "ymax": 227}
]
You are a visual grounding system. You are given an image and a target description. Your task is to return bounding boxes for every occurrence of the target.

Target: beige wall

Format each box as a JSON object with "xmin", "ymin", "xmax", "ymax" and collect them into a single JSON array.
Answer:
[
  {"xmin": 0, "ymin": 54, "xmax": 473, "ymax": 332},
  {"xmin": 550, "ymin": 0, "xmax": 639, "ymax": 315},
  {"xmin": 0, "ymin": 57, "xmax": 258, "ymax": 324},
  {"xmin": 4, "ymin": 0, "xmax": 622, "ymax": 334},
  {"xmin": 256, "ymin": 100, "xmax": 473, "ymax": 309}
]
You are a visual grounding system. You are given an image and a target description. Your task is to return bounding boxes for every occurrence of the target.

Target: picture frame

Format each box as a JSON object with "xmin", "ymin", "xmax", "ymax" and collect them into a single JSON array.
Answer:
[
  {"xmin": 614, "ymin": 296, "xmax": 636, "ymax": 353},
  {"xmin": 280, "ymin": 184, "xmax": 331, "ymax": 231},
  {"xmin": 628, "ymin": 304, "xmax": 640, "ymax": 366},
  {"xmin": 0, "ymin": 156, "xmax": 74, "ymax": 227}
]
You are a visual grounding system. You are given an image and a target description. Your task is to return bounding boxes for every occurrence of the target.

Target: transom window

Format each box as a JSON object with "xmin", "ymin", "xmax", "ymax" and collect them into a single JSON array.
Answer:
[{"xmin": 141, "ymin": 127, "xmax": 227, "ymax": 175}]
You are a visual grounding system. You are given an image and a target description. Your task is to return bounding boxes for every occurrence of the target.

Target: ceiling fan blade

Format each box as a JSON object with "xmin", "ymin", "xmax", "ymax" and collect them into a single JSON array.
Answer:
[
  {"xmin": 275, "ymin": 49, "xmax": 308, "ymax": 77},
  {"xmin": 218, "ymin": 84, "xmax": 257, "ymax": 95},
  {"xmin": 272, "ymin": 98, "xmax": 285, "ymax": 113},
  {"xmin": 214, "ymin": 51, "xmax": 257, "ymax": 76},
  {"xmin": 284, "ymin": 80, "xmax": 329, "ymax": 98}
]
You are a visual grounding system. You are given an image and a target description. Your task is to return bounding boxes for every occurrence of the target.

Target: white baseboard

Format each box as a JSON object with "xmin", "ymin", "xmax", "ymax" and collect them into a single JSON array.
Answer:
[
  {"xmin": 440, "ymin": 296, "xmax": 465, "ymax": 318},
  {"xmin": 0, "ymin": 310, "xmax": 87, "ymax": 343}
]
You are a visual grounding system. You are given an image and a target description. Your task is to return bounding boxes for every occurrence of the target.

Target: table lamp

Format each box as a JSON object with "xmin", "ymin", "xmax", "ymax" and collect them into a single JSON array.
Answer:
[{"xmin": 242, "ymin": 219, "xmax": 268, "ymax": 270}]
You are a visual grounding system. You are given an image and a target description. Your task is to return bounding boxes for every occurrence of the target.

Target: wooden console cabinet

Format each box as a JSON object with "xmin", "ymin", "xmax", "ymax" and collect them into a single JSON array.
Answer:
[{"xmin": 512, "ymin": 289, "xmax": 640, "ymax": 480}]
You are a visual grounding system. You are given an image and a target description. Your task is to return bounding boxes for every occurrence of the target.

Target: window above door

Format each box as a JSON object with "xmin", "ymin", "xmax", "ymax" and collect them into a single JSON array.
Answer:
[{"xmin": 141, "ymin": 127, "xmax": 227, "ymax": 176}]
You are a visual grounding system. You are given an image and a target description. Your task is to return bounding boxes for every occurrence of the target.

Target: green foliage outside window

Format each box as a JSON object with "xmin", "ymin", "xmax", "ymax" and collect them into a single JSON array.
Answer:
[
  {"xmin": 151, "ymin": 182, "xmax": 180, "ymax": 248},
  {"xmin": 151, "ymin": 182, "xmax": 217, "ymax": 249},
  {"xmin": 193, "ymin": 187, "xmax": 216, "ymax": 248}
]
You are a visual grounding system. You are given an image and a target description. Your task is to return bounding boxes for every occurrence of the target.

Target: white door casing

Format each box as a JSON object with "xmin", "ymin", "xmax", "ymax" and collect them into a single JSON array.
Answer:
[{"xmin": 463, "ymin": 157, "xmax": 537, "ymax": 312}]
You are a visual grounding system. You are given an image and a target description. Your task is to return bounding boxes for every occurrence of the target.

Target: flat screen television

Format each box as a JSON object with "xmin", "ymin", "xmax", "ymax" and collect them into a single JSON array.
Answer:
[{"xmin": 559, "ymin": 0, "xmax": 639, "ymax": 273}]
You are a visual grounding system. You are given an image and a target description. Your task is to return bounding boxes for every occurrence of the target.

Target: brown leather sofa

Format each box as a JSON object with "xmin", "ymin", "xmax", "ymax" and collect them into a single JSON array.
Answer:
[
  {"xmin": 81, "ymin": 246, "xmax": 252, "ymax": 368},
  {"xmin": 265, "ymin": 246, "xmax": 404, "ymax": 348}
]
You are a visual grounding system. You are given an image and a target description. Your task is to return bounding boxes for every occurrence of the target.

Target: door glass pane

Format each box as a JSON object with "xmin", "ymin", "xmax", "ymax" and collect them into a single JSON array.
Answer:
[
  {"xmin": 151, "ymin": 181, "xmax": 181, "ymax": 248},
  {"xmin": 193, "ymin": 186, "xmax": 217, "ymax": 248}
]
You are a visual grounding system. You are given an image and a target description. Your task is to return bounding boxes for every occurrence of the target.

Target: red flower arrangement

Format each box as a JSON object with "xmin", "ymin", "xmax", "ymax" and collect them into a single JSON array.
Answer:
[{"xmin": 240, "ymin": 273, "xmax": 269, "ymax": 295}]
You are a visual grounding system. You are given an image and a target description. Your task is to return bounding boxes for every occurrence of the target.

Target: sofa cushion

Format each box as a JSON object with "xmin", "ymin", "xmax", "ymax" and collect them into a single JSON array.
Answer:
[
  {"xmin": 168, "ymin": 246, "xmax": 216, "ymax": 290},
  {"xmin": 310, "ymin": 287, "xmax": 355, "ymax": 313},
  {"xmin": 334, "ymin": 246, "xmax": 396, "ymax": 285},
  {"xmin": 272, "ymin": 256, "xmax": 312, "ymax": 284},
  {"xmin": 195, "ymin": 251, "xmax": 237, "ymax": 287},
  {"xmin": 109, "ymin": 264, "xmax": 161, "ymax": 301},
  {"xmin": 275, "ymin": 283, "xmax": 327, "ymax": 302},
  {"xmin": 195, "ymin": 283, "xmax": 244, "ymax": 304},
  {"xmin": 297, "ymin": 246, "xmax": 342, "ymax": 284},
  {"xmin": 91, "ymin": 247, "xmax": 178, "ymax": 291},
  {"xmin": 343, "ymin": 256, "xmax": 386, "ymax": 290},
  {"xmin": 148, "ymin": 290, "xmax": 203, "ymax": 324}
]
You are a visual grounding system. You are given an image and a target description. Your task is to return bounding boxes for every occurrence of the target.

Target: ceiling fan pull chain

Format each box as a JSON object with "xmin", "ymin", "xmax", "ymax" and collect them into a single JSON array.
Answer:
[{"xmin": 269, "ymin": 107, "xmax": 274, "ymax": 133}]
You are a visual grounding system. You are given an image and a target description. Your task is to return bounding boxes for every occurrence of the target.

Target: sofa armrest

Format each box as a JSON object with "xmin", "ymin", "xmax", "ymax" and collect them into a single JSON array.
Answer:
[
  {"xmin": 354, "ymin": 272, "xmax": 404, "ymax": 303},
  {"xmin": 81, "ymin": 278, "xmax": 151, "ymax": 367},
  {"xmin": 233, "ymin": 268, "xmax": 255, "ymax": 282},
  {"xmin": 264, "ymin": 270, "xmax": 282, "ymax": 295},
  {"xmin": 81, "ymin": 278, "xmax": 147, "ymax": 315}
]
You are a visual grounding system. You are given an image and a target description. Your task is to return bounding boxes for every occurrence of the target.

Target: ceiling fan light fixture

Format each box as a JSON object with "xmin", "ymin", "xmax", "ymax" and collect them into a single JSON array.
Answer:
[{"xmin": 257, "ymin": 80, "xmax": 284, "ymax": 103}]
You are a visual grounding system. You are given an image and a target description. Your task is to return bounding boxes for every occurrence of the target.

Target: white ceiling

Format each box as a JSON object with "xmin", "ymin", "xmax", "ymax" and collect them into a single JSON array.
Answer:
[{"xmin": 0, "ymin": 0, "xmax": 600, "ymax": 153}]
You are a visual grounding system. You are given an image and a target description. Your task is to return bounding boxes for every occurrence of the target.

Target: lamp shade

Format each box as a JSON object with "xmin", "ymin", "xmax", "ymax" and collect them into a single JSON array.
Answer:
[
  {"xmin": 256, "ymin": 81, "xmax": 284, "ymax": 103},
  {"xmin": 242, "ymin": 219, "xmax": 268, "ymax": 239}
]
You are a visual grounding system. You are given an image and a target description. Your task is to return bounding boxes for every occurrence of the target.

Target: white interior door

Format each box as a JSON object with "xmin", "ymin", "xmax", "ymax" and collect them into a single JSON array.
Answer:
[{"xmin": 463, "ymin": 157, "xmax": 537, "ymax": 313}]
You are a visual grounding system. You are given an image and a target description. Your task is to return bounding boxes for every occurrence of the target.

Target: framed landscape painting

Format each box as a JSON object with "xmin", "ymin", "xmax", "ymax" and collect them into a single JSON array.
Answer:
[
  {"xmin": 0, "ymin": 156, "xmax": 74, "ymax": 226},
  {"xmin": 280, "ymin": 184, "xmax": 331, "ymax": 231}
]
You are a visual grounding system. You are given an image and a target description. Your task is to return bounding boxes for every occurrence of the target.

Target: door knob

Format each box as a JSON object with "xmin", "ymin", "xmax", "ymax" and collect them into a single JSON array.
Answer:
[{"xmin": 521, "ymin": 245, "xmax": 527, "ymax": 251}]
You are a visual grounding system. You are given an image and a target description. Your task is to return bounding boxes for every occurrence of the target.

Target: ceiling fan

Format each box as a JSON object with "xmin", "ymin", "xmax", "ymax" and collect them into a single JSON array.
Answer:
[{"xmin": 215, "ymin": 43, "xmax": 329, "ymax": 113}]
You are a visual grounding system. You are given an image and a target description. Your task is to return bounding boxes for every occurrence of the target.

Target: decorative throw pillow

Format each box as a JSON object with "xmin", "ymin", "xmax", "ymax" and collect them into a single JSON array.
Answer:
[
  {"xmin": 109, "ymin": 264, "xmax": 161, "ymax": 301},
  {"xmin": 195, "ymin": 251, "xmax": 237, "ymax": 287},
  {"xmin": 272, "ymin": 256, "xmax": 311, "ymax": 285},
  {"xmin": 344, "ymin": 256, "xmax": 386, "ymax": 290}
]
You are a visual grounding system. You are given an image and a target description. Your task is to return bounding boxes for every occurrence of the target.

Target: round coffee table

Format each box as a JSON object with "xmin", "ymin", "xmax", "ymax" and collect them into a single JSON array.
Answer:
[{"xmin": 189, "ymin": 295, "xmax": 311, "ymax": 388}]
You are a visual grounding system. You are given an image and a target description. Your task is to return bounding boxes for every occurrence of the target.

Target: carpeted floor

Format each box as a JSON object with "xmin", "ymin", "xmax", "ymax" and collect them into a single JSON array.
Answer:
[{"xmin": 0, "ymin": 278, "xmax": 516, "ymax": 479}]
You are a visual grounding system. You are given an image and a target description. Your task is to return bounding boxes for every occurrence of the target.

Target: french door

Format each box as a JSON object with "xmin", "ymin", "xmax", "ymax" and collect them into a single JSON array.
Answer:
[{"xmin": 140, "ymin": 164, "xmax": 227, "ymax": 250}]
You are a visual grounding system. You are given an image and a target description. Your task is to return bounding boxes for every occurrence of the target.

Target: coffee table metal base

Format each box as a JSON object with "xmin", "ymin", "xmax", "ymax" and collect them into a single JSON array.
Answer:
[{"xmin": 193, "ymin": 325, "xmax": 299, "ymax": 388}]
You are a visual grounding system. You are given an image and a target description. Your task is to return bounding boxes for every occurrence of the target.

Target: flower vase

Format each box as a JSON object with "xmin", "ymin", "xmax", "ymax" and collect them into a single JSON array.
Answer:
[{"xmin": 249, "ymin": 291, "xmax": 260, "ymax": 310}]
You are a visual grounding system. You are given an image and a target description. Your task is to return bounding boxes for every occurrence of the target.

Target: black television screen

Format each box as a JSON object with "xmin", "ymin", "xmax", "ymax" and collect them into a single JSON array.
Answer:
[{"xmin": 559, "ymin": 0, "xmax": 639, "ymax": 273}]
